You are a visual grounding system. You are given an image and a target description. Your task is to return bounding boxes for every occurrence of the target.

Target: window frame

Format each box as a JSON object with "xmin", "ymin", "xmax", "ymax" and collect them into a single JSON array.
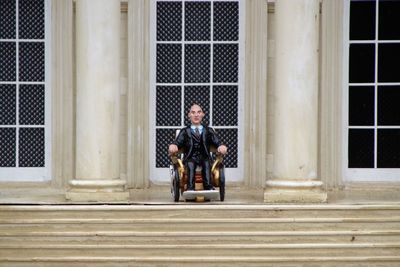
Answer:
[
  {"xmin": 343, "ymin": 0, "xmax": 400, "ymax": 182},
  {"xmin": 149, "ymin": 0, "xmax": 245, "ymax": 183},
  {"xmin": 0, "ymin": 0, "xmax": 51, "ymax": 182}
]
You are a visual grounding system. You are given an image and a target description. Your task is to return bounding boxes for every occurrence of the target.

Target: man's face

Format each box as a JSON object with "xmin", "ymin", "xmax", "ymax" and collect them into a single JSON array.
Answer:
[{"xmin": 188, "ymin": 104, "xmax": 204, "ymax": 125}]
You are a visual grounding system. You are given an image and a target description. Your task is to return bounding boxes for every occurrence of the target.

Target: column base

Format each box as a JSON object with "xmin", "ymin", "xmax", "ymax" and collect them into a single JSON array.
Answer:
[
  {"xmin": 264, "ymin": 179, "xmax": 327, "ymax": 203},
  {"xmin": 66, "ymin": 179, "xmax": 130, "ymax": 202}
]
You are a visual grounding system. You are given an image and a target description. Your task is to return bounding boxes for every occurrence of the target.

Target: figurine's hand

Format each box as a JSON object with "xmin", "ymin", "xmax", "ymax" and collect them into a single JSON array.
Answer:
[
  {"xmin": 217, "ymin": 145, "xmax": 227, "ymax": 155},
  {"xmin": 168, "ymin": 144, "xmax": 178, "ymax": 155}
]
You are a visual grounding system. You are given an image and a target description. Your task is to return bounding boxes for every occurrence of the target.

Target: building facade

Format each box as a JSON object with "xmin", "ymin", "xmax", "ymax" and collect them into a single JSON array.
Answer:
[{"xmin": 1, "ymin": 0, "xmax": 399, "ymax": 202}]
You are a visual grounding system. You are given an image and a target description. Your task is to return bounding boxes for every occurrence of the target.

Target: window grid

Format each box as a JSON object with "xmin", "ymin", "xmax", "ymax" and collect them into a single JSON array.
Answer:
[
  {"xmin": 0, "ymin": 0, "xmax": 46, "ymax": 169},
  {"xmin": 154, "ymin": 0, "xmax": 240, "ymax": 169},
  {"xmin": 347, "ymin": 0, "xmax": 400, "ymax": 171}
]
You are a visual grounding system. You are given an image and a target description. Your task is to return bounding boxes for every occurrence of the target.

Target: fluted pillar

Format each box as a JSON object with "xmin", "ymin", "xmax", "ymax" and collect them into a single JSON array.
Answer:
[
  {"xmin": 264, "ymin": 0, "xmax": 327, "ymax": 203},
  {"xmin": 66, "ymin": 0, "xmax": 129, "ymax": 201}
]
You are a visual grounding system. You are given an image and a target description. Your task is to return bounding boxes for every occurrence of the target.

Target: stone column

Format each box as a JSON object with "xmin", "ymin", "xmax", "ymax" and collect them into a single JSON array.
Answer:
[
  {"xmin": 66, "ymin": 0, "xmax": 129, "ymax": 201},
  {"xmin": 264, "ymin": 0, "xmax": 327, "ymax": 203}
]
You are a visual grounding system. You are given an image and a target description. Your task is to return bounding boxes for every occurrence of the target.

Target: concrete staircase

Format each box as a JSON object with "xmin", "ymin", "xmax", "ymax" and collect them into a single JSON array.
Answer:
[{"xmin": 0, "ymin": 204, "xmax": 400, "ymax": 266}]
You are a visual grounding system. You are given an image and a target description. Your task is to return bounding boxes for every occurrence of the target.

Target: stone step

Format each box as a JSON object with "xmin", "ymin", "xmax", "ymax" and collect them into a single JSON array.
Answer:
[
  {"xmin": 1, "ymin": 256, "xmax": 400, "ymax": 267},
  {"xmin": 1, "ymin": 233, "xmax": 400, "ymax": 244},
  {"xmin": 1, "ymin": 204, "xmax": 400, "ymax": 219},
  {"xmin": 0, "ymin": 221, "xmax": 398, "ymax": 233},
  {"xmin": 0, "ymin": 243, "xmax": 399, "ymax": 258},
  {"xmin": 1, "ymin": 204, "xmax": 399, "ymax": 266}
]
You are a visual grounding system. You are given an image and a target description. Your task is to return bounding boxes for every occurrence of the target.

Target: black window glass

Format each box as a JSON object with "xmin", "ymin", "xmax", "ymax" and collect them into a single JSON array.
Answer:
[
  {"xmin": 379, "ymin": 0, "xmax": 400, "ymax": 40},
  {"xmin": 349, "ymin": 44, "xmax": 375, "ymax": 83},
  {"xmin": 156, "ymin": 86, "xmax": 181, "ymax": 127},
  {"xmin": 213, "ymin": 1, "xmax": 239, "ymax": 41},
  {"xmin": 185, "ymin": 1, "xmax": 211, "ymax": 41},
  {"xmin": 156, "ymin": 44, "xmax": 182, "ymax": 83},
  {"xmin": 157, "ymin": 2, "xmax": 182, "ymax": 41},
  {"xmin": 378, "ymin": 86, "xmax": 400, "ymax": 126},
  {"xmin": 350, "ymin": 0, "xmax": 376, "ymax": 40},
  {"xmin": 19, "ymin": 0, "xmax": 44, "ymax": 39},
  {"xmin": 184, "ymin": 44, "xmax": 211, "ymax": 83},
  {"xmin": 0, "ymin": 42, "xmax": 16, "ymax": 82},
  {"xmin": 213, "ymin": 86, "xmax": 238, "ymax": 126},
  {"xmin": 378, "ymin": 43, "xmax": 400, "ymax": 83},
  {"xmin": 378, "ymin": 129, "xmax": 400, "ymax": 168},
  {"xmin": 0, "ymin": 128, "xmax": 16, "ymax": 167},
  {"xmin": 348, "ymin": 129, "xmax": 375, "ymax": 168},
  {"xmin": 0, "ymin": 0, "xmax": 16, "ymax": 39},
  {"xmin": 19, "ymin": 127, "xmax": 45, "ymax": 167},
  {"xmin": 349, "ymin": 86, "xmax": 374, "ymax": 126},
  {"xmin": 156, "ymin": 128, "xmax": 177, "ymax": 168}
]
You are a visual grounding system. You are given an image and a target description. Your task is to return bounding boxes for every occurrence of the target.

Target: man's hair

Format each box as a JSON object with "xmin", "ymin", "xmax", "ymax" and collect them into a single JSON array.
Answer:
[{"xmin": 188, "ymin": 102, "xmax": 204, "ymax": 113}]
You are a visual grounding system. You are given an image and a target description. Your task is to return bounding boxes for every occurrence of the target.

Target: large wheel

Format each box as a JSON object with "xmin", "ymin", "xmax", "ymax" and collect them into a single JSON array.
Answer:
[
  {"xmin": 172, "ymin": 169, "xmax": 180, "ymax": 202},
  {"xmin": 219, "ymin": 167, "xmax": 225, "ymax": 202}
]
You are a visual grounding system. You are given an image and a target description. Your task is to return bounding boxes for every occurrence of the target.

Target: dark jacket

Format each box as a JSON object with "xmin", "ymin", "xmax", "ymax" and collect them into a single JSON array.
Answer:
[{"xmin": 173, "ymin": 125, "xmax": 223, "ymax": 162}]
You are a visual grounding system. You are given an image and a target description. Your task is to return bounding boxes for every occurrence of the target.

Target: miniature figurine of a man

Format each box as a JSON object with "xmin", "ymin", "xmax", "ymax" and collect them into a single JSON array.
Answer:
[{"xmin": 168, "ymin": 103, "xmax": 228, "ymax": 191}]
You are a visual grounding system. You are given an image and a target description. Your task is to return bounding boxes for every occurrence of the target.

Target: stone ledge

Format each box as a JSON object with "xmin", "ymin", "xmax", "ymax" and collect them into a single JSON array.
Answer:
[{"xmin": 65, "ymin": 191, "xmax": 130, "ymax": 202}]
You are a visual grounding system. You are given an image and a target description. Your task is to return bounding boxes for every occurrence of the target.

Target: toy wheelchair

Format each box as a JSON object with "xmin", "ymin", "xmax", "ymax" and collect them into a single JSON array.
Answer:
[{"xmin": 169, "ymin": 146, "xmax": 225, "ymax": 202}]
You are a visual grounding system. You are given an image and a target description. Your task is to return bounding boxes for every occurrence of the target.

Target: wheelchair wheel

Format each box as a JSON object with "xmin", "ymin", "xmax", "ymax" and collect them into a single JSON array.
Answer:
[
  {"xmin": 219, "ymin": 167, "xmax": 225, "ymax": 202},
  {"xmin": 172, "ymin": 168, "xmax": 180, "ymax": 202}
]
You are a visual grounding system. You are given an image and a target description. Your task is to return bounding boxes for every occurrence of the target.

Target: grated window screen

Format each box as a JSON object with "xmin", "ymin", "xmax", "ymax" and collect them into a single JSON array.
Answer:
[
  {"xmin": 0, "ymin": 0, "xmax": 47, "ymax": 171},
  {"xmin": 347, "ymin": 0, "xmax": 400, "ymax": 171},
  {"xmin": 154, "ymin": 0, "xmax": 240, "ymax": 169}
]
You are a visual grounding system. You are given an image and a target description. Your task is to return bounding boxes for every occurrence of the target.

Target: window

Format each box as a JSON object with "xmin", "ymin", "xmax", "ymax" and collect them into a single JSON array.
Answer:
[
  {"xmin": 344, "ymin": 0, "xmax": 400, "ymax": 181},
  {"xmin": 0, "ymin": 0, "xmax": 51, "ymax": 181},
  {"xmin": 150, "ymin": 0, "xmax": 244, "ymax": 183}
]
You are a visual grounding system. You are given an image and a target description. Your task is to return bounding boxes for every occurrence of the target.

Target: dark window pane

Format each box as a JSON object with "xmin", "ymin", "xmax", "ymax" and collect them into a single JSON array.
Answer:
[
  {"xmin": 349, "ymin": 86, "xmax": 374, "ymax": 126},
  {"xmin": 19, "ymin": 0, "xmax": 44, "ymax": 39},
  {"xmin": 217, "ymin": 128, "xmax": 238, "ymax": 168},
  {"xmin": 156, "ymin": 44, "xmax": 182, "ymax": 83},
  {"xmin": 349, "ymin": 43, "xmax": 375, "ymax": 83},
  {"xmin": 378, "ymin": 86, "xmax": 400, "ymax": 125},
  {"xmin": 157, "ymin": 2, "xmax": 182, "ymax": 41},
  {"xmin": 156, "ymin": 86, "xmax": 181, "ymax": 126},
  {"xmin": 0, "ymin": 0, "xmax": 16, "ymax": 39},
  {"xmin": 185, "ymin": 44, "xmax": 210, "ymax": 83},
  {"xmin": 19, "ymin": 127, "xmax": 44, "ymax": 167},
  {"xmin": 348, "ymin": 129, "xmax": 374, "ymax": 168},
  {"xmin": 213, "ymin": 44, "xmax": 238, "ymax": 83},
  {"xmin": 379, "ymin": 0, "xmax": 400, "ymax": 40},
  {"xmin": 0, "ymin": 127, "xmax": 16, "ymax": 167},
  {"xmin": 0, "ymin": 42, "xmax": 16, "ymax": 82},
  {"xmin": 378, "ymin": 129, "xmax": 400, "ymax": 168},
  {"xmin": 19, "ymin": 84, "xmax": 45, "ymax": 125},
  {"xmin": 185, "ymin": 1, "xmax": 210, "ymax": 41},
  {"xmin": 184, "ymin": 86, "xmax": 210, "ymax": 125},
  {"xmin": 213, "ymin": 86, "xmax": 238, "ymax": 126},
  {"xmin": 0, "ymin": 84, "xmax": 16, "ymax": 125},
  {"xmin": 378, "ymin": 43, "xmax": 400, "ymax": 83},
  {"xmin": 350, "ymin": 0, "xmax": 376, "ymax": 40},
  {"xmin": 156, "ymin": 128, "xmax": 177, "ymax": 168},
  {"xmin": 214, "ymin": 1, "xmax": 239, "ymax": 41},
  {"xmin": 19, "ymin": 42, "xmax": 45, "ymax": 82}
]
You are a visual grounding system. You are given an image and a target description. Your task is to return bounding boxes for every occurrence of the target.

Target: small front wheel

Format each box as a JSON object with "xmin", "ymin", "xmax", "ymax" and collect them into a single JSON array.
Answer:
[
  {"xmin": 219, "ymin": 167, "xmax": 225, "ymax": 202},
  {"xmin": 172, "ymin": 169, "xmax": 180, "ymax": 202}
]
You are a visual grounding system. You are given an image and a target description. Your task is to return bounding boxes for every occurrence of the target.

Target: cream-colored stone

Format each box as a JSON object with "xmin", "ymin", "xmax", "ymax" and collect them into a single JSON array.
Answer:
[
  {"xmin": 75, "ymin": 0, "xmax": 121, "ymax": 180},
  {"xmin": 67, "ymin": 0, "xmax": 128, "ymax": 201},
  {"xmin": 273, "ymin": 0, "xmax": 319, "ymax": 180},
  {"xmin": 264, "ymin": 188, "xmax": 327, "ymax": 203},
  {"xmin": 266, "ymin": 0, "xmax": 326, "ymax": 203},
  {"xmin": 320, "ymin": 0, "xmax": 344, "ymax": 189},
  {"xmin": 65, "ymin": 191, "xmax": 130, "ymax": 202},
  {"xmin": 244, "ymin": 0, "xmax": 268, "ymax": 187},
  {"xmin": 126, "ymin": 0, "xmax": 150, "ymax": 188},
  {"xmin": 51, "ymin": 0, "xmax": 74, "ymax": 188}
]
